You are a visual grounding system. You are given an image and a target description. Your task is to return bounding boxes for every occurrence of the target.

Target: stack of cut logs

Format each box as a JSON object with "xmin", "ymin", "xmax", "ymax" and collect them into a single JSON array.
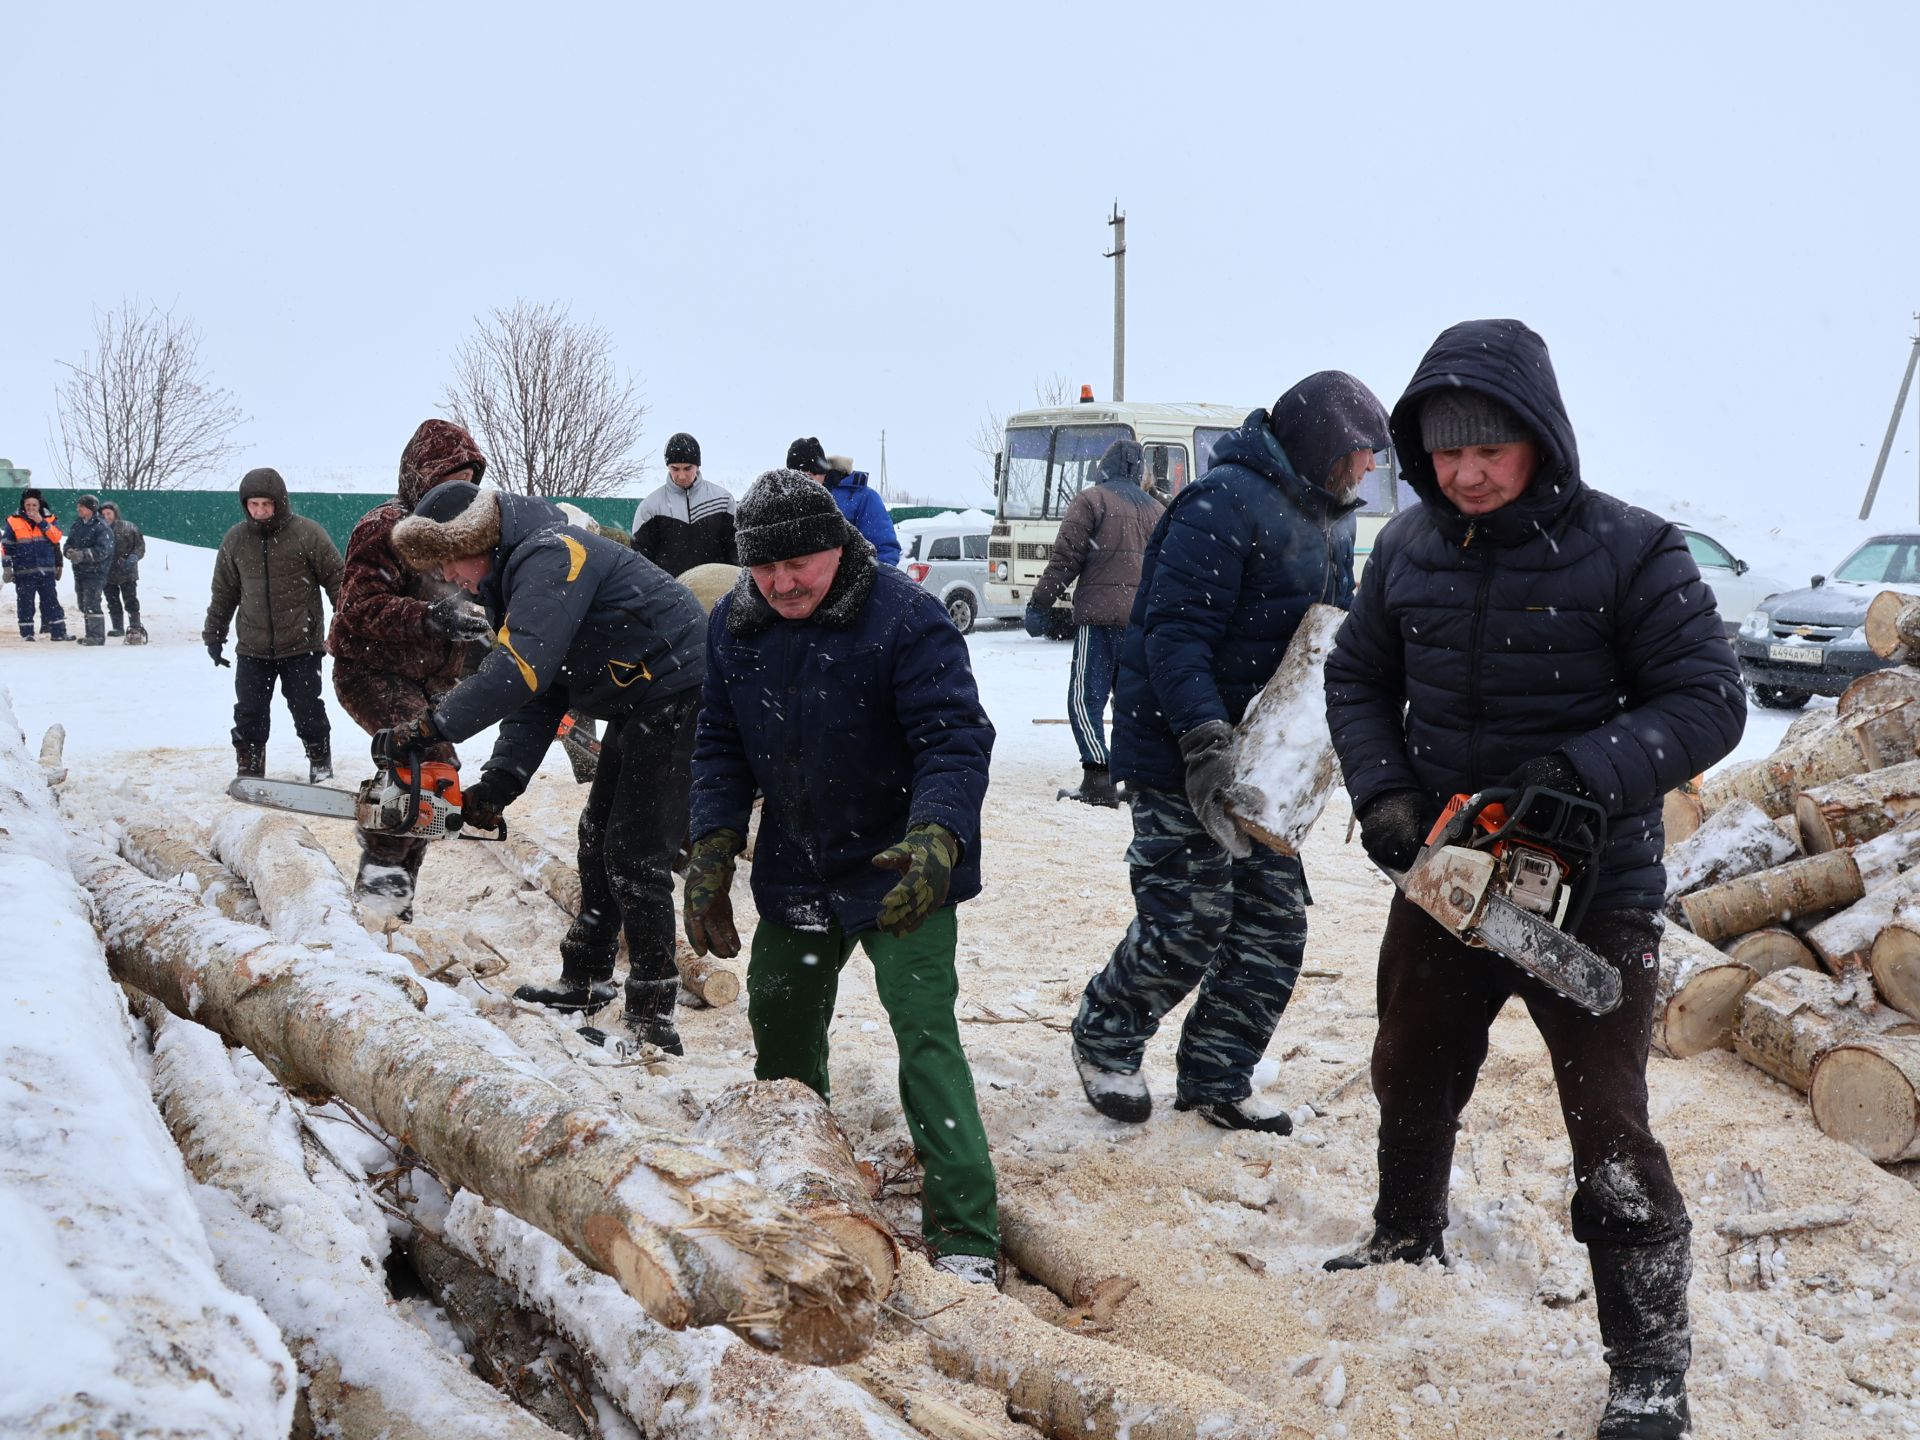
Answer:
[{"xmin": 1656, "ymin": 599, "xmax": 1920, "ymax": 1167}]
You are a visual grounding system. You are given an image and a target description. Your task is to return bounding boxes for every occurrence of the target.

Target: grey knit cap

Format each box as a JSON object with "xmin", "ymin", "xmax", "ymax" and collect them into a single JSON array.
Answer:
[
  {"xmin": 1419, "ymin": 389, "xmax": 1531, "ymax": 451},
  {"xmin": 735, "ymin": 468, "xmax": 854, "ymax": 566}
]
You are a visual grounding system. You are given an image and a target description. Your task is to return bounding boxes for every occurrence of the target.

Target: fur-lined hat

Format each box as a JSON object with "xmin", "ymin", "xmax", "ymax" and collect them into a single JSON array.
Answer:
[{"xmin": 392, "ymin": 481, "xmax": 501, "ymax": 571}]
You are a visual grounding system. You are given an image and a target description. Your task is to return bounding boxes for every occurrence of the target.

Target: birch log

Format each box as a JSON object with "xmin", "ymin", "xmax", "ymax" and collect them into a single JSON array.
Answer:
[
  {"xmin": 1701, "ymin": 702, "xmax": 1912, "ymax": 817},
  {"xmin": 1663, "ymin": 799, "xmax": 1799, "ymax": 902},
  {"xmin": 1840, "ymin": 665, "xmax": 1920, "ymax": 718},
  {"xmin": 1662, "ymin": 785, "xmax": 1706, "ymax": 848},
  {"xmin": 1795, "ymin": 759, "xmax": 1920, "ymax": 852},
  {"xmin": 998, "ymin": 1197, "xmax": 1136, "ymax": 1316},
  {"xmin": 149, "ymin": 1011, "xmax": 568, "ymax": 1440},
  {"xmin": 1810, "ymin": 1036, "xmax": 1920, "ymax": 1161},
  {"xmin": 696, "ymin": 1079, "xmax": 899, "ymax": 1298},
  {"xmin": 677, "ymin": 942, "xmax": 742, "ymax": 1008},
  {"xmin": 1732, "ymin": 968, "xmax": 1920, "ymax": 1092},
  {"xmin": 1228, "ymin": 603, "xmax": 1346, "ymax": 856},
  {"xmin": 120, "ymin": 820, "xmax": 264, "ymax": 924},
  {"xmin": 1680, "ymin": 850, "xmax": 1863, "ymax": 944},
  {"xmin": 1807, "ymin": 868, "xmax": 1920, "ymax": 976},
  {"xmin": 1723, "ymin": 926, "xmax": 1818, "ymax": 977},
  {"xmin": 1864, "ymin": 590, "xmax": 1920, "ymax": 661},
  {"xmin": 72, "ymin": 845, "xmax": 877, "ymax": 1363},
  {"xmin": 1869, "ymin": 913, "xmax": 1920, "ymax": 1020},
  {"xmin": 37, "ymin": 721, "xmax": 66, "ymax": 782},
  {"xmin": 1653, "ymin": 926, "xmax": 1756, "ymax": 1058}
]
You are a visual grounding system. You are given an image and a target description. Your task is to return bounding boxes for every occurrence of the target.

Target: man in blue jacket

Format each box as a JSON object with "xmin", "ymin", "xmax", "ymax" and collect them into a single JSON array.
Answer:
[
  {"xmin": 63, "ymin": 494, "xmax": 117, "ymax": 647},
  {"xmin": 1071, "ymin": 373, "xmax": 1391, "ymax": 1135},
  {"xmin": 786, "ymin": 436, "xmax": 901, "ymax": 566},
  {"xmin": 3, "ymin": 489, "xmax": 70, "ymax": 641},
  {"xmin": 1323, "ymin": 320, "xmax": 1744, "ymax": 1440},
  {"xmin": 388, "ymin": 479, "xmax": 708, "ymax": 1052},
  {"xmin": 684, "ymin": 468, "xmax": 999, "ymax": 1283}
]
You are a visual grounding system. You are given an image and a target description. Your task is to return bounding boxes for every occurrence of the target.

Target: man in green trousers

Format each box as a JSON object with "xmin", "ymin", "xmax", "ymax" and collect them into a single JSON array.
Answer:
[{"xmin": 684, "ymin": 469, "xmax": 1000, "ymax": 1283}]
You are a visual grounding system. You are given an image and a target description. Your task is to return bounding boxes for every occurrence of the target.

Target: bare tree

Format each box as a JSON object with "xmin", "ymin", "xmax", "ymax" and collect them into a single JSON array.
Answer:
[
  {"xmin": 969, "ymin": 372, "xmax": 1076, "ymax": 483},
  {"xmin": 51, "ymin": 302, "xmax": 249, "ymax": 490},
  {"xmin": 441, "ymin": 301, "xmax": 647, "ymax": 499}
]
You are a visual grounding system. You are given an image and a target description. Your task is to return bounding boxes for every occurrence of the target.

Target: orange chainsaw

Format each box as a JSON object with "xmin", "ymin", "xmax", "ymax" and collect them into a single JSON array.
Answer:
[{"xmin": 226, "ymin": 729, "xmax": 506, "ymax": 841}]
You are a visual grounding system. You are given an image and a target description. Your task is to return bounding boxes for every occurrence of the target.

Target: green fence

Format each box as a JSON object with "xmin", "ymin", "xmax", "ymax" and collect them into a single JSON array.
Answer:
[{"xmin": 6, "ymin": 486, "xmax": 964, "ymax": 555}]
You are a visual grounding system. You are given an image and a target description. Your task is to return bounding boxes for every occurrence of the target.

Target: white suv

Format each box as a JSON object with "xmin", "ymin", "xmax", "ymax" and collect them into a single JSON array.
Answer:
[{"xmin": 898, "ymin": 513, "xmax": 1023, "ymax": 634}]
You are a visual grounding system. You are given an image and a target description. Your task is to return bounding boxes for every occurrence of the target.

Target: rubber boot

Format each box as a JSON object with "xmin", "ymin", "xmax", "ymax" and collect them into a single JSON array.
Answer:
[
  {"xmin": 235, "ymin": 741, "xmax": 266, "ymax": 779},
  {"xmin": 1057, "ymin": 764, "xmax": 1120, "ymax": 809},
  {"xmin": 1072, "ymin": 1042, "xmax": 1151, "ymax": 1122},
  {"xmin": 1596, "ymin": 1369, "xmax": 1690, "ymax": 1439},
  {"xmin": 1322, "ymin": 1226, "xmax": 1448, "ymax": 1271},
  {"xmin": 306, "ymin": 740, "xmax": 333, "ymax": 784},
  {"xmin": 80, "ymin": 613, "xmax": 107, "ymax": 646}
]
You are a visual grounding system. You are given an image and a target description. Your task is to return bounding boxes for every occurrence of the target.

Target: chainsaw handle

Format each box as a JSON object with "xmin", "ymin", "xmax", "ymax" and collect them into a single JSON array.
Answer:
[{"xmin": 459, "ymin": 815, "xmax": 508, "ymax": 843}]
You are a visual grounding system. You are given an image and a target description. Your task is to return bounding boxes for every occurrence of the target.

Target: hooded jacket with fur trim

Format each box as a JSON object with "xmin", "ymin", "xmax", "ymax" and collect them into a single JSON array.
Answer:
[
  {"xmin": 399, "ymin": 487, "xmax": 707, "ymax": 784},
  {"xmin": 203, "ymin": 469, "xmax": 345, "ymax": 659}
]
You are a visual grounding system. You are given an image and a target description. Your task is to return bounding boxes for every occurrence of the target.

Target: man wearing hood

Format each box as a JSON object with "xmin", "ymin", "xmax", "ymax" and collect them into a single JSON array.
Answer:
[
  {"xmin": 387, "ymin": 480, "xmax": 707, "ymax": 1053},
  {"xmin": 98, "ymin": 501, "xmax": 147, "ymax": 641},
  {"xmin": 63, "ymin": 494, "xmax": 116, "ymax": 647},
  {"xmin": 327, "ymin": 420, "xmax": 495, "ymax": 920},
  {"xmin": 1323, "ymin": 320, "xmax": 1744, "ymax": 1440},
  {"xmin": 1025, "ymin": 437, "xmax": 1165, "ymax": 807},
  {"xmin": 4, "ymin": 488, "xmax": 69, "ymax": 641},
  {"xmin": 204, "ymin": 468, "xmax": 345, "ymax": 780},
  {"xmin": 1070, "ymin": 372, "xmax": 1391, "ymax": 1136},
  {"xmin": 631, "ymin": 432, "xmax": 737, "ymax": 574}
]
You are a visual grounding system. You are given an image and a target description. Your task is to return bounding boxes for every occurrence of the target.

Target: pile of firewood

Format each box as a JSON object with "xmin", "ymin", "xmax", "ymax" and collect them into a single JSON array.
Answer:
[{"xmin": 1655, "ymin": 599, "xmax": 1920, "ymax": 1167}]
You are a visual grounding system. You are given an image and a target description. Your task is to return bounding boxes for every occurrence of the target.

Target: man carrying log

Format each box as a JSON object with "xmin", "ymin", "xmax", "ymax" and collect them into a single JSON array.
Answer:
[
  {"xmin": 1070, "ymin": 372, "xmax": 1391, "ymax": 1134},
  {"xmin": 683, "ymin": 469, "xmax": 1001, "ymax": 1284},
  {"xmin": 1323, "ymin": 319, "xmax": 1747, "ymax": 1440},
  {"xmin": 387, "ymin": 478, "xmax": 708, "ymax": 1052}
]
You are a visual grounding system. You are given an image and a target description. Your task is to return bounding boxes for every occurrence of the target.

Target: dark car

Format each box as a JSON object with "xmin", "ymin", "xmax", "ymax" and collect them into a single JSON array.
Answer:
[{"xmin": 1733, "ymin": 532, "xmax": 1920, "ymax": 708}]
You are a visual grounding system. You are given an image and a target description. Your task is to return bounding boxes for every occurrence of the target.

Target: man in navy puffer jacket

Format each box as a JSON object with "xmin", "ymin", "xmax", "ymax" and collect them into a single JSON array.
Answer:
[
  {"xmin": 1323, "ymin": 319, "xmax": 1745, "ymax": 1440},
  {"xmin": 1071, "ymin": 371, "xmax": 1390, "ymax": 1136}
]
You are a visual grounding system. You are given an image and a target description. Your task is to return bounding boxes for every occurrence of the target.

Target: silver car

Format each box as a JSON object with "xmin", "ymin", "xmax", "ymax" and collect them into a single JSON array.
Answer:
[{"xmin": 899, "ymin": 516, "xmax": 1022, "ymax": 634}]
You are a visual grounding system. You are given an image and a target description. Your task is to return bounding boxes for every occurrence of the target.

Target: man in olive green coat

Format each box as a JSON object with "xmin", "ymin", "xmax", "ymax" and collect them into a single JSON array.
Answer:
[{"xmin": 203, "ymin": 467, "xmax": 345, "ymax": 780}]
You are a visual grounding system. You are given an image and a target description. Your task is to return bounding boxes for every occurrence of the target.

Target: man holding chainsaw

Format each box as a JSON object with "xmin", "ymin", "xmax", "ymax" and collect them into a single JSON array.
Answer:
[
  {"xmin": 1324, "ymin": 319, "xmax": 1745, "ymax": 1440},
  {"xmin": 387, "ymin": 478, "xmax": 708, "ymax": 1052}
]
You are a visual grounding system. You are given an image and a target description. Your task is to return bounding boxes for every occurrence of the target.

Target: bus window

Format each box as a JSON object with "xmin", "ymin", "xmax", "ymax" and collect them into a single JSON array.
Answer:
[
  {"xmin": 1194, "ymin": 426, "xmax": 1233, "ymax": 477},
  {"xmin": 1143, "ymin": 443, "xmax": 1188, "ymax": 498},
  {"xmin": 1045, "ymin": 425, "xmax": 1133, "ymax": 516},
  {"xmin": 1001, "ymin": 428, "xmax": 1052, "ymax": 517}
]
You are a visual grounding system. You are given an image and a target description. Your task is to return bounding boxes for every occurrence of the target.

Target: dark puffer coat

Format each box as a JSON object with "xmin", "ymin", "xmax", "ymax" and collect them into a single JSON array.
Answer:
[
  {"xmin": 63, "ymin": 510, "xmax": 116, "ymax": 578},
  {"xmin": 105, "ymin": 514, "xmax": 145, "ymax": 582},
  {"xmin": 691, "ymin": 536, "xmax": 994, "ymax": 935},
  {"xmin": 1028, "ymin": 440, "xmax": 1165, "ymax": 627},
  {"xmin": 1324, "ymin": 319, "xmax": 1746, "ymax": 912},
  {"xmin": 1111, "ymin": 373, "xmax": 1391, "ymax": 793},
  {"xmin": 203, "ymin": 469, "xmax": 345, "ymax": 659}
]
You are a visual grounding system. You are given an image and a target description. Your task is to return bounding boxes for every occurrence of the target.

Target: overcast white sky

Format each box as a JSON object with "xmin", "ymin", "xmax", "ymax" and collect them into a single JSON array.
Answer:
[{"xmin": 4, "ymin": 1, "xmax": 1918, "ymax": 518}]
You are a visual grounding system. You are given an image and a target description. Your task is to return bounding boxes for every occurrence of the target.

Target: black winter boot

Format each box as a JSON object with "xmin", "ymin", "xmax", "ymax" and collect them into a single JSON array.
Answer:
[
  {"xmin": 235, "ymin": 742, "xmax": 266, "ymax": 779},
  {"xmin": 306, "ymin": 740, "xmax": 333, "ymax": 783},
  {"xmin": 108, "ymin": 625, "xmax": 125, "ymax": 637},
  {"xmin": 622, "ymin": 978, "xmax": 683, "ymax": 1054},
  {"xmin": 1072, "ymin": 1043, "xmax": 1151, "ymax": 1122},
  {"xmin": 513, "ymin": 978, "xmax": 619, "ymax": 1013},
  {"xmin": 1057, "ymin": 765, "xmax": 1121, "ymax": 808},
  {"xmin": 1323, "ymin": 1226, "xmax": 1448, "ymax": 1271},
  {"xmin": 81, "ymin": 614, "xmax": 106, "ymax": 645},
  {"xmin": 1176, "ymin": 1094, "xmax": 1294, "ymax": 1135},
  {"xmin": 1596, "ymin": 1368, "xmax": 1690, "ymax": 1438}
]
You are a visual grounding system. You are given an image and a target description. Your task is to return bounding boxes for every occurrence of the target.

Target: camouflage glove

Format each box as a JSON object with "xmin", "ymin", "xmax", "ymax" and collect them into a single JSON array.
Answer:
[
  {"xmin": 871, "ymin": 824, "xmax": 959, "ymax": 938},
  {"xmin": 684, "ymin": 828, "xmax": 745, "ymax": 958}
]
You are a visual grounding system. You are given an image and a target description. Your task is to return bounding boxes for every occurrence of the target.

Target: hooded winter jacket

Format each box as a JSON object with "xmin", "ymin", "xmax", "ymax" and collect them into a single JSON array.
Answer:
[
  {"xmin": 203, "ymin": 469, "xmax": 345, "ymax": 659},
  {"xmin": 4, "ymin": 506, "xmax": 63, "ymax": 576},
  {"xmin": 631, "ymin": 473, "xmax": 738, "ymax": 575},
  {"xmin": 823, "ymin": 467, "xmax": 901, "ymax": 567},
  {"xmin": 1111, "ymin": 374, "xmax": 1391, "ymax": 793},
  {"xmin": 691, "ymin": 534, "xmax": 994, "ymax": 935},
  {"xmin": 63, "ymin": 510, "xmax": 115, "ymax": 578},
  {"xmin": 1324, "ymin": 319, "xmax": 1746, "ymax": 912},
  {"xmin": 105, "ymin": 514, "xmax": 145, "ymax": 582},
  {"xmin": 328, "ymin": 419, "xmax": 485, "ymax": 684},
  {"xmin": 406, "ymin": 488, "xmax": 707, "ymax": 785},
  {"xmin": 1028, "ymin": 440, "xmax": 1165, "ymax": 627}
]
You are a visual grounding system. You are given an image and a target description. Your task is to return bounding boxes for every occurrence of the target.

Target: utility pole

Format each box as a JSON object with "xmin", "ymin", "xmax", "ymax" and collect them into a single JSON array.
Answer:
[
  {"xmin": 877, "ymin": 429, "xmax": 889, "ymax": 500},
  {"xmin": 1859, "ymin": 314, "xmax": 1920, "ymax": 520},
  {"xmin": 1104, "ymin": 203, "xmax": 1126, "ymax": 402}
]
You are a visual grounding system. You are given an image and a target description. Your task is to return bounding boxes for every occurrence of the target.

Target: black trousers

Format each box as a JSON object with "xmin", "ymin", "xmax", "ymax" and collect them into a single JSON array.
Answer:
[
  {"xmin": 560, "ymin": 694, "xmax": 699, "ymax": 1020},
  {"xmin": 105, "ymin": 577, "xmax": 140, "ymax": 628},
  {"xmin": 232, "ymin": 653, "xmax": 330, "ymax": 747}
]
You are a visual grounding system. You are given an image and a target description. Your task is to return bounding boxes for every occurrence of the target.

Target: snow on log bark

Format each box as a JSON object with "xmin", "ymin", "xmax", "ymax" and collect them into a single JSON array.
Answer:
[
  {"xmin": 148, "ymin": 1010, "xmax": 569, "ymax": 1440},
  {"xmin": 37, "ymin": 721, "xmax": 66, "ymax": 782},
  {"xmin": 121, "ymin": 819, "xmax": 265, "ymax": 924},
  {"xmin": 0, "ymin": 692, "xmax": 295, "ymax": 1438},
  {"xmin": 441, "ymin": 1190, "xmax": 914, "ymax": 1440},
  {"xmin": 1732, "ymin": 968, "xmax": 1920, "ymax": 1092},
  {"xmin": 1228, "ymin": 603, "xmax": 1346, "ymax": 857},
  {"xmin": 1700, "ymin": 702, "xmax": 1913, "ymax": 817},
  {"xmin": 1795, "ymin": 758, "xmax": 1920, "ymax": 852},
  {"xmin": 696, "ymin": 1079, "xmax": 899, "ymax": 1298},
  {"xmin": 1810, "ymin": 1036, "xmax": 1920, "ymax": 1162},
  {"xmin": 1869, "ymin": 914, "xmax": 1920, "ymax": 1020},
  {"xmin": 1863, "ymin": 590, "xmax": 1920, "ymax": 661},
  {"xmin": 1663, "ymin": 799, "xmax": 1799, "ymax": 902},
  {"xmin": 71, "ymin": 844, "xmax": 878, "ymax": 1363},
  {"xmin": 1807, "ymin": 867, "xmax": 1920, "ymax": 976},
  {"xmin": 1680, "ymin": 850, "xmax": 1863, "ymax": 945},
  {"xmin": 1723, "ymin": 926, "xmax": 1818, "ymax": 978},
  {"xmin": 895, "ymin": 1256, "xmax": 1298, "ymax": 1440},
  {"xmin": 1840, "ymin": 665, "xmax": 1920, "ymax": 718},
  {"xmin": 1653, "ymin": 925, "xmax": 1756, "ymax": 1059}
]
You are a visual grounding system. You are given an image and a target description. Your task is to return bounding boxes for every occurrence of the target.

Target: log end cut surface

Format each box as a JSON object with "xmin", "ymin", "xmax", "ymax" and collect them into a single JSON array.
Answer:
[
  {"xmin": 1663, "ymin": 965, "xmax": 1756, "ymax": 1059},
  {"xmin": 1811, "ymin": 1041, "xmax": 1920, "ymax": 1162}
]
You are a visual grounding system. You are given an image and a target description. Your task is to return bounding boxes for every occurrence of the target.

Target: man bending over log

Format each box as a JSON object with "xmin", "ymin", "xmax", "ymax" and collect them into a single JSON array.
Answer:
[
  {"xmin": 1323, "ymin": 319, "xmax": 1746, "ymax": 1440},
  {"xmin": 1070, "ymin": 372, "xmax": 1391, "ymax": 1134},
  {"xmin": 684, "ymin": 469, "xmax": 1001, "ymax": 1285},
  {"xmin": 388, "ymin": 478, "xmax": 707, "ymax": 1052}
]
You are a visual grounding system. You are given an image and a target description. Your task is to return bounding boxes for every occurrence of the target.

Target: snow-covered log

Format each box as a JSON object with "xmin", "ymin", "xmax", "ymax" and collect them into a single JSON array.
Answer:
[
  {"xmin": 696, "ymin": 1079, "xmax": 899, "ymax": 1298},
  {"xmin": 1863, "ymin": 590, "xmax": 1920, "ymax": 661},
  {"xmin": 1732, "ymin": 968, "xmax": 1920, "ymax": 1092},
  {"xmin": 442, "ymin": 1190, "xmax": 914, "ymax": 1440},
  {"xmin": 148, "ymin": 1010, "xmax": 569, "ymax": 1440},
  {"xmin": 1652, "ymin": 926, "xmax": 1756, "ymax": 1059},
  {"xmin": 897, "ymin": 1257, "xmax": 1295, "ymax": 1440},
  {"xmin": 72, "ymin": 844, "xmax": 878, "ymax": 1363},
  {"xmin": 1807, "ymin": 868, "xmax": 1920, "ymax": 976},
  {"xmin": 1663, "ymin": 798, "xmax": 1799, "ymax": 902},
  {"xmin": 1680, "ymin": 850, "xmax": 1864, "ymax": 945},
  {"xmin": 1228, "ymin": 603, "xmax": 1345, "ymax": 856},
  {"xmin": 0, "ymin": 692, "xmax": 295, "ymax": 1438},
  {"xmin": 1795, "ymin": 759, "xmax": 1920, "ymax": 852},
  {"xmin": 37, "ymin": 721, "xmax": 66, "ymax": 782},
  {"xmin": 121, "ymin": 819, "xmax": 264, "ymax": 924},
  {"xmin": 1700, "ymin": 702, "xmax": 1912, "ymax": 817},
  {"xmin": 1810, "ymin": 1036, "xmax": 1920, "ymax": 1161},
  {"xmin": 1840, "ymin": 665, "xmax": 1920, "ymax": 717}
]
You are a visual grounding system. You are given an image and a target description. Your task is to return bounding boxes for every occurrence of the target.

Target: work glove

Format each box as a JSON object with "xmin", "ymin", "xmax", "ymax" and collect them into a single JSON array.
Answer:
[
  {"xmin": 2, "ymin": 563, "xmax": 12, "ymax": 586},
  {"xmin": 871, "ymin": 823, "xmax": 960, "ymax": 937},
  {"xmin": 207, "ymin": 640, "xmax": 230, "ymax": 667},
  {"xmin": 425, "ymin": 591, "xmax": 494, "ymax": 643},
  {"xmin": 460, "ymin": 768, "xmax": 523, "ymax": 832},
  {"xmin": 684, "ymin": 829, "xmax": 745, "ymax": 958},
  {"xmin": 1178, "ymin": 720, "xmax": 1254, "ymax": 859},
  {"xmin": 1498, "ymin": 752, "xmax": 1587, "ymax": 800},
  {"xmin": 1022, "ymin": 606, "xmax": 1050, "ymax": 638},
  {"xmin": 1356, "ymin": 789, "xmax": 1430, "ymax": 875}
]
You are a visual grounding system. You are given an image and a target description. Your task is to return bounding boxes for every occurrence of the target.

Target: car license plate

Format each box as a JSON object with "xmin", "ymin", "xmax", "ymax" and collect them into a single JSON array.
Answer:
[{"xmin": 1768, "ymin": 644, "xmax": 1823, "ymax": 666}]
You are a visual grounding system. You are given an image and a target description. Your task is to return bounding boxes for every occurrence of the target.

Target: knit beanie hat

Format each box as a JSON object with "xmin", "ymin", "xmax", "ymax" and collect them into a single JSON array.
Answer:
[
  {"xmin": 1419, "ymin": 390, "xmax": 1532, "ymax": 452},
  {"xmin": 391, "ymin": 480, "xmax": 503, "ymax": 570},
  {"xmin": 735, "ymin": 468, "xmax": 855, "ymax": 566},
  {"xmin": 785, "ymin": 436, "xmax": 830, "ymax": 475},
  {"xmin": 664, "ymin": 432, "xmax": 702, "ymax": 467},
  {"xmin": 76, "ymin": 493, "xmax": 100, "ymax": 513}
]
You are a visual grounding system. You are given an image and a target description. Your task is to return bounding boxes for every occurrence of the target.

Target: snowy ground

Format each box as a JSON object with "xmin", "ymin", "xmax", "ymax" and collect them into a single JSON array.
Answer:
[{"xmin": 8, "ymin": 524, "xmax": 1920, "ymax": 1439}]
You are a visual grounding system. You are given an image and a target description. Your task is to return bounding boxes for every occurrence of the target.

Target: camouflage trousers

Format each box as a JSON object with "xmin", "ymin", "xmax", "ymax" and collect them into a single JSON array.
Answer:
[{"xmin": 1073, "ymin": 785, "xmax": 1309, "ymax": 1103}]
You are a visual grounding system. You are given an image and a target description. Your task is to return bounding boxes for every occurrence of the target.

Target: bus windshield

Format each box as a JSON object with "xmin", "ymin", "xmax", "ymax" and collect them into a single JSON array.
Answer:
[{"xmin": 1000, "ymin": 424, "xmax": 1134, "ymax": 518}]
